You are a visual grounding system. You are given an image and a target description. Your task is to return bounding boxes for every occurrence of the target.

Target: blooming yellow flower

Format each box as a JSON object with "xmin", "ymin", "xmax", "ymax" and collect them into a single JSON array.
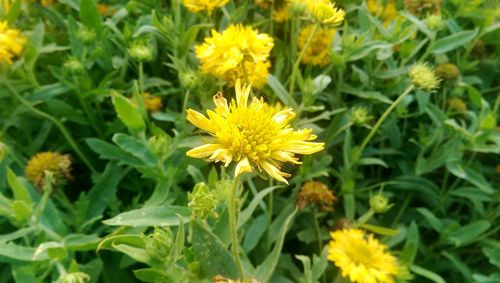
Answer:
[
  {"xmin": 306, "ymin": 0, "xmax": 345, "ymax": 26},
  {"xmin": 367, "ymin": 0, "xmax": 399, "ymax": 26},
  {"xmin": 298, "ymin": 24, "xmax": 335, "ymax": 66},
  {"xmin": 0, "ymin": 21, "xmax": 26, "ymax": 64},
  {"xmin": 143, "ymin": 92, "xmax": 163, "ymax": 113},
  {"xmin": 183, "ymin": 0, "xmax": 229, "ymax": 14},
  {"xmin": 328, "ymin": 229, "xmax": 399, "ymax": 283},
  {"xmin": 186, "ymin": 80, "xmax": 324, "ymax": 184},
  {"xmin": 25, "ymin": 152, "xmax": 72, "ymax": 189},
  {"xmin": 195, "ymin": 24, "xmax": 274, "ymax": 88}
]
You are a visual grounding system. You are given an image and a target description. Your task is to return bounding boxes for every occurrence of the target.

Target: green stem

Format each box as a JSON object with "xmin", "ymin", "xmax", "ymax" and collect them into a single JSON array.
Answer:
[
  {"xmin": 138, "ymin": 62, "xmax": 145, "ymax": 95},
  {"xmin": 312, "ymin": 207, "xmax": 323, "ymax": 253},
  {"xmin": 356, "ymin": 209, "xmax": 375, "ymax": 226},
  {"xmin": 3, "ymin": 79, "xmax": 97, "ymax": 174},
  {"xmin": 355, "ymin": 85, "xmax": 415, "ymax": 163},
  {"xmin": 289, "ymin": 24, "xmax": 319, "ymax": 103},
  {"xmin": 229, "ymin": 175, "xmax": 244, "ymax": 280}
]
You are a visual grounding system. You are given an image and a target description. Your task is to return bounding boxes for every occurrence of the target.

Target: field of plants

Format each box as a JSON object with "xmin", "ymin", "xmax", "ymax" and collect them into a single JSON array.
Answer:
[{"xmin": 0, "ymin": 0, "xmax": 499, "ymax": 282}]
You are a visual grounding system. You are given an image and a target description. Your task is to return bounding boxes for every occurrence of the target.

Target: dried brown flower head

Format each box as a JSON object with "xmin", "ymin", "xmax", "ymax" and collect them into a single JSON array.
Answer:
[{"xmin": 297, "ymin": 181, "xmax": 337, "ymax": 211}]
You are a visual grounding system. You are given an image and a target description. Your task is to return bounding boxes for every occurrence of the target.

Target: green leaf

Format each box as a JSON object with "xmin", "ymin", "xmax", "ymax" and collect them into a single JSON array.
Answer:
[
  {"xmin": 242, "ymin": 214, "xmax": 268, "ymax": 252},
  {"xmin": 399, "ymin": 11, "xmax": 433, "ymax": 38},
  {"xmin": 87, "ymin": 162, "xmax": 125, "ymax": 219},
  {"xmin": 133, "ymin": 268, "xmax": 168, "ymax": 282},
  {"xmin": 102, "ymin": 205, "xmax": 191, "ymax": 227},
  {"xmin": 358, "ymin": 223, "xmax": 400, "ymax": 236},
  {"xmin": 85, "ymin": 138, "xmax": 143, "ymax": 166},
  {"xmin": 7, "ymin": 168, "xmax": 32, "ymax": 205},
  {"xmin": 79, "ymin": 0, "xmax": 103, "ymax": 36},
  {"xmin": 6, "ymin": 0, "xmax": 21, "ymax": 24},
  {"xmin": 357, "ymin": 157, "xmax": 388, "ymax": 168},
  {"xmin": 410, "ymin": 264, "xmax": 446, "ymax": 283},
  {"xmin": 111, "ymin": 92, "xmax": 145, "ymax": 132},
  {"xmin": 446, "ymin": 220, "xmax": 491, "ymax": 247},
  {"xmin": 255, "ymin": 209, "xmax": 297, "ymax": 283},
  {"xmin": 11, "ymin": 200, "xmax": 32, "ymax": 223},
  {"xmin": 482, "ymin": 247, "xmax": 500, "ymax": 268},
  {"xmin": 341, "ymin": 85, "xmax": 392, "ymax": 104},
  {"xmin": 0, "ymin": 227, "xmax": 36, "ymax": 243},
  {"xmin": 192, "ymin": 220, "xmax": 238, "ymax": 279},
  {"xmin": 429, "ymin": 29, "xmax": 478, "ymax": 54},
  {"xmin": 416, "ymin": 208, "xmax": 443, "ymax": 231},
  {"xmin": 446, "ymin": 162, "xmax": 493, "ymax": 194},
  {"xmin": 112, "ymin": 133, "xmax": 157, "ymax": 166},
  {"xmin": 97, "ymin": 234, "xmax": 146, "ymax": 251},
  {"xmin": 268, "ymin": 74, "xmax": 297, "ymax": 109},
  {"xmin": 63, "ymin": 234, "xmax": 101, "ymax": 251},
  {"xmin": 33, "ymin": 242, "xmax": 67, "ymax": 260},
  {"xmin": 0, "ymin": 242, "xmax": 49, "ymax": 262},
  {"xmin": 400, "ymin": 222, "xmax": 419, "ymax": 264},
  {"xmin": 113, "ymin": 243, "xmax": 151, "ymax": 264},
  {"xmin": 239, "ymin": 186, "xmax": 280, "ymax": 228}
]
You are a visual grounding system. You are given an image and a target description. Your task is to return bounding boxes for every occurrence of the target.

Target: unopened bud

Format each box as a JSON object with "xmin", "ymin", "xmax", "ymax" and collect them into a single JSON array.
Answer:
[
  {"xmin": 369, "ymin": 194, "xmax": 392, "ymax": 213},
  {"xmin": 145, "ymin": 227, "xmax": 174, "ymax": 261},
  {"xmin": 129, "ymin": 44, "xmax": 153, "ymax": 62},
  {"xmin": 77, "ymin": 27, "xmax": 96, "ymax": 44},
  {"xmin": 350, "ymin": 106, "xmax": 373, "ymax": 126},
  {"xmin": 64, "ymin": 57, "xmax": 84, "ymax": 74},
  {"xmin": 409, "ymin": 63, "xmax": 441, "ymax": 91},
  {"xmin": 188, "ymin": 183, "xmax": 218, "ymax": 219}
]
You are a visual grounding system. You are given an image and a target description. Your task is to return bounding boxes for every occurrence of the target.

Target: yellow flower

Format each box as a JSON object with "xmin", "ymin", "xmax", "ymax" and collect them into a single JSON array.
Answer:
[
  {"xmin": 0, "ymin": 21, "xmax": 26, "ymax": 65},
  {"xmin": 306, "ymin": 0, "xmax": 345, "ymax": 26},
  {"xmin": 182, "ymin": 0, "xmax": 229, "ymax": 14},
  {"xmin": 298, "ymin": 24, "xmax": 335, "ymax": 66},
  {"xmin": 195, "ymin": 24, "xmax": 274, "ymax": 88},
  {"xmin": 143, "ymin": 92, "xmax": 163, "ymax": 113},
  {"xmin": 328, "ymin": 229, "xmax": 399, "ymax": 283},
  {"xmin": 25, "ymin": 152, "xmax": 72, "ymax": 189},
  {"xmin": 367, "ymin": 0, "xmax": 399, "ymax": 26},
  {"xmin": 186, "ymin": 80, "xmax": 324, "ymax": 184}
]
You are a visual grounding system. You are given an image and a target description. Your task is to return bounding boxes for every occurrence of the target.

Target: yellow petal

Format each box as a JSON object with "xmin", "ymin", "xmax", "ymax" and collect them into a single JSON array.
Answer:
[
  {"xmin": 272, "ymin": 108, "xmax": 295, "ymax": 124},
  {"xmin": 209, "ymin": 148, "xmax": 233, "ymax": 167},
  {"xmin": 213, "ymin": 91, "xmax": 229, "ymax": 116},
  {"xmin": 286, "ymin": 141, "xmax": 325, "ymax": 155},
  {"xmin": 186, "ymin": 144, "xmax": 221, "ymax": 158},
  {"xmin": 235, "ymin": 157, "xmax": 253, "ymax": 176},
  {"xmin": 235, "ymin": 79, "xmax": 251, "ymax": 107},
  {"xmin": 186, "ymin": 109, "xmax": 216, "ymax": 133},
  {"xmin": 259, "ymin": 160, "xmax": 290, "ymax": 184}
]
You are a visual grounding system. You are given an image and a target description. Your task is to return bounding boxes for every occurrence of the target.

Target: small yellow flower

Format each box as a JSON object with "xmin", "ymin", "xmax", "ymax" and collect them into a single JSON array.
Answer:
[
  {"xmin": 25, "ymin": 152, "xmax": 72, "ymax": 189},
  {"xmin": 296, "ymin": 180, "xmax": 336, "ymax": 211},
  {"xmin": 186, "ymin": 80, "xmax": 324, "ymax": 184},
  {"xmin": 298, "ymin": 24, "xmax": 335, "ymax": 66},
  {"xmin": 409, "ymin": 63, "xmax": 441, "ymax": 91},
  {"xmin": 328, "ymin": 229, "xmax": 399, "ymax": 283},
  {"xmin": 143, "ymin": 92, "xmax": 163, "ymax": 113},
  {"xmin": 306, "ymin": 0, "xmax": 345, "ymax": 26},
  {"xmin": 183, "ymin": 0, "xmax": 229, "ymax": 14},
  {"xmin": 0, "ymin": 21, "xmax": 26, "ymax": 65},
  {"xmin": 367, "ymin": 0, "xmax": 399, "ymax": 26},
  {"xmin": 195, "ymin": 24, "xmax": 274, "ymax": 88}
]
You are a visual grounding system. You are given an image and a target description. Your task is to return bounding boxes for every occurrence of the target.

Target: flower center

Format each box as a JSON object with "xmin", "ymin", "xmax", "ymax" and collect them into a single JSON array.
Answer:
[{"xmin": 346, "ymin": 242, "xmax": 374, "ymax": 266}]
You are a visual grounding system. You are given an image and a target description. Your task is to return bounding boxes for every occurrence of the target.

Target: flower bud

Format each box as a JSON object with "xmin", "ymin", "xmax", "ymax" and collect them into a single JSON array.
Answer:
[
  {"xmin": 435, "ymin": 63, "xmax": 459, "ymax": 81},
  {"xmin": 409, "ymin": 63, "xmax": 440, "ymax": 91},
  {"xmin": 128, "ymin": 44, "xmax": 153, "ymax": 62},
  {"xmin": 350, "ymin": 107, "xmax": 373, "ymax": 127},
  {"xmin": 145, "ymin": 227, "xmax": 174, "ymax": 261},
  {"xmin": 179, "ymin": 70, "xmax": 199, "ymax": 89},
  {"xmin": 148, "ymin": 133, "xmax": 170, "ymax": 158},
  {"xmin": 188, "ymin": 183, "xmax": 219, "ymax": 219},
  {"xmin": 64, "ymin": 57, "xmax": 85, "ymax": 74},
  {"xmin": 77, "ymin": 27, "xmax": 96, "ymax": 44},
  {"xmin": 56, "ymin": 272, "xmax": 90, "ymax": 283},
  {"xmin": 369, "ymin": 194, "xmax": 392, "ymax": 213},
  {"xmin": 448, "ymin": 97, "xmax": 467, "ymax": 114},
  {"xmin": 425, "ymin": 14, "xmax": 443, "ymax": 30}
]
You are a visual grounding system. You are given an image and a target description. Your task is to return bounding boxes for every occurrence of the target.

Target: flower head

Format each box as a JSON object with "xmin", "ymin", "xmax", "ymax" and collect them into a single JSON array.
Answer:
[
  {"xmin": 0, "ymin": 21, "xmax": 26, "ymax": 64},
  {"xmin": 298, "ymin": 24, "xmax": 335, "ymax": 66},
  {"xmin": 306, "ymin": 0, "xmax": 345, "ymax": 26},
  {"xmin": 297, "ymin": 181, "xmax": 336, "ymax": 211},
  {"xmin": 25, "ymin": 152, "xmax": 72, "ymax": 189},
  {"xmin": 143, "ymin": 92, "xmax": 163, "ymax": 113},
  {"xmin": 183, "ymin": 0, "xmax": 229, "ymax": 14},
  {"xmin": 195, "ymin": 24, "xmax": 274, "ymax": 88},
  {"xmin": 186, "ymin": 80, "xmax": 324, "ymax": 184},
  {"xmin": 188, "ymin": 183, "xmax": 219, "ymax": 219},
  {"xmin": 328, "ymin": 229, "xmax": 399, "ymax": 283},
  {"xmin": 409, "ymin": 63, "xmax": 440, "ymax": 91},
  {"xmin": 367, "ymin": 0, "xmax": 399, "ymax": 26},
  {"xmin": 404, "ymin": 0, "xmax": 441, "ymax": 16},
  {"xmin": 435, "ymin": 63, "xmax": 459, "ymax": 81}
]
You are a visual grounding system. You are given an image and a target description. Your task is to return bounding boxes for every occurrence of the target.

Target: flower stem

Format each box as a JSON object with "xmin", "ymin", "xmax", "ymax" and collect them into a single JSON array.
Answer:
[
  {"xmin": 3, "ymin": 79, "xmax": 97, "ymax": 174},
  {"xmin": 312, "ymin": 207, "xmax": 323, "ymax": 253},
  {"xmin": 354, "ymin": 85, "xmax": 414, "ymax": 164},
  {"xmin": 229, "ymin": 174, "xmax": 244, "ymax": 280},
  {"xmin": 288, "ymin": 24, "xmax": 319, "ymax": 104}
]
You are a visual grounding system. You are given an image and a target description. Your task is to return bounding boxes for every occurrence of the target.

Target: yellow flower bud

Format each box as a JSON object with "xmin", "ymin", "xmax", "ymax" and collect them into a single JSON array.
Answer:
[
  {"xmin": 369, "ymin": 194, "xmax": 392, "ymax": 213},
  {"xmin": 409, "ymin": 63, "xmax": 441, "ymax": 91}
]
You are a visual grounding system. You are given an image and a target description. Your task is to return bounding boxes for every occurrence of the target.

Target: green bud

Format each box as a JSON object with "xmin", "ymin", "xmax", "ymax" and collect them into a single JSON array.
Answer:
[
  {"xmin": 369, "ymin": 194, "xmax": 392, "ymax": 213},
  {"xmin": 145, "ymin": 227, "xmax": 174, "ymax": 261},
  {"xmin": 188, "ymin": 183, "xmax": 218, "ymax": 219},
  {"xmin": 129, "ymin": 44, "xmax": 153, "ymax": 62},
  {"xmin": 179, "ymin": 70, "xmax": 199, "ymax": 90},
  {"xmin": 289, "ymin": 2, "xmax": 306, "ymax": 16},
  {"xmin": 56, "ymin": 272, "xmax": 90, "ymax": 283},
  {"xmin": 425, "ymin": 14, "xmax": 443, "ymax": 30},
  {"xmin": 77, "ymin": 27, "xmax": 96, "ymax": 44},
  {"xmin": 63, "ymin": 57, "xmax": 85, "ymax": 74},
  {"xmin": 350, "ymin": 106, "xmax": 373, "ymax": 126},
  {"xmin": 148, "ymin": 134, "xmax": 171, "ymax": 159},
  {"xmin": 409, "ymin": 63, "xmax": 441, "ymax": 91}
]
